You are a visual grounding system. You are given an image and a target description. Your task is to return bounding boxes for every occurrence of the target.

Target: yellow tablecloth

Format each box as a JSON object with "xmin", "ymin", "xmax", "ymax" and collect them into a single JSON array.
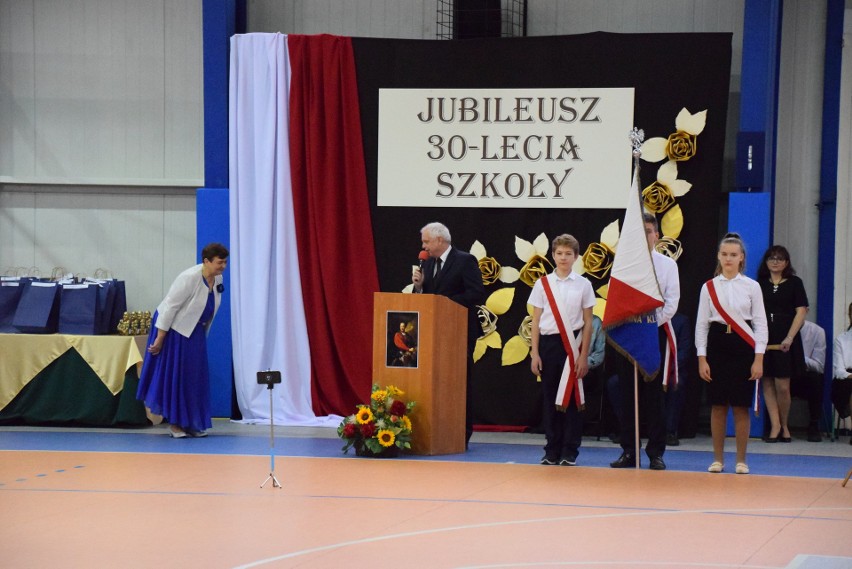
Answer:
[{"xmin": 0, "ymin": 334, "xmax": 145, "ymax": 411}]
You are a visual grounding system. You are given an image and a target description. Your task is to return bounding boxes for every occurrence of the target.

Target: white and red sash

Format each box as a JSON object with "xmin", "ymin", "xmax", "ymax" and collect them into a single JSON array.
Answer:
[
  {"xmin": 661, "ymin": 320, "xmax": 678, "ymax": 391},
  {"xmin": 541, "ymin": 275, "xmax": 584, "ymax": 411},
  {"xmin": 706, "ymin": 278, "xmax": 760, "ymax": 414}
]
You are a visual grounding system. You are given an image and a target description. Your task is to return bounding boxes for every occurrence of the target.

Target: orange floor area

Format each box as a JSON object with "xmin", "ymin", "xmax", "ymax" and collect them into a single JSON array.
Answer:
[{"xmin": 2, "ymin": 450, "xmax": 852, "ymax": 568}]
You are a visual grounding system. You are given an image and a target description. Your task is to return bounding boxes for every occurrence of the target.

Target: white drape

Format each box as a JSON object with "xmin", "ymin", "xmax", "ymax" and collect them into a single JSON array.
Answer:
[{"xmin": 228, "ymin": 33, "xmax": 338, "ymax": 427}]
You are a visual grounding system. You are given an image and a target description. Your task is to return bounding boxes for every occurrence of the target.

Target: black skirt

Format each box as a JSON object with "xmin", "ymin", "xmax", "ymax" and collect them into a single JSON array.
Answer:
[{"xmin": 706, "ymin": 322, "xmax": 757, "ymax": 408}]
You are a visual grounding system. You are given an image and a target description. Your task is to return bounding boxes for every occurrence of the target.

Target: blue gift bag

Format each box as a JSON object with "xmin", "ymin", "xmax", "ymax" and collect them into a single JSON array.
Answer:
[
  {"xmin": 13, "ymin": 281, "xmax": 61, "ymax": 334},
  {"xmin": 84, "ymin": 279, "xmax": 115, "ymax": 335},
  {"xmin": 108, "ymin": 280, "xmax": 127, "ymax": 333},
  {"xmin": 59, "ymin": 283, "xmax": 100, "ymax": 335},
  {"xmin": 85, "ymin": 278, "xmax": 125, "ymax": 334},
  {"xmin": 0, "ymin": 280, "xmax": 25, "ymax": 333}
]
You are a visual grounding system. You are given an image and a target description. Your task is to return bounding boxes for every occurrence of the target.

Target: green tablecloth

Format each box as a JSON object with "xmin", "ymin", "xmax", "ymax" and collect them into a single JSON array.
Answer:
[{"xmin": 0, "ymin": 335, "xmax": 148, "ymax": 426}]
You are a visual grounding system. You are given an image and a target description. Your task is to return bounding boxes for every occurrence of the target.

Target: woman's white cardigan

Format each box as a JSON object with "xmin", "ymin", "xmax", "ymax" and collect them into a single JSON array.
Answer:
[{"xmin": 155, "ymin": 264, "xmax": 222, "ymax": 338}]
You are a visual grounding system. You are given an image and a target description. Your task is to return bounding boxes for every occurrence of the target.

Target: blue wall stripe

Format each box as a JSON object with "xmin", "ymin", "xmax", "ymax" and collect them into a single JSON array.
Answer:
[
  {"xmin": 816, "ymin": 0, "xmax": 845, "ymax": 425},
  {"xmin": 197, "ymin": 188, "xmax": 232, "ymax": 417},
  {"xmin": 199, "ymin": 0, "xmax": 243, "ymax": 417}
]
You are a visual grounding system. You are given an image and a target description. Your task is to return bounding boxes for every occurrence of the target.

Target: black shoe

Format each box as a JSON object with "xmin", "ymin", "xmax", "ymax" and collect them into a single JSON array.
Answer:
[
  {"xmin": 540, "ymin": 455, "xmax": 558, "ymax": 465},
  {"xmin": 762, "ymin": 436, "xmax": 778, "ymax": 443},
  {"xmin": 559, "ymin": 457, "xmax": 577, "ymax": 466},
  {"xmin": 649, "ymin": 456, "xmax": 666, "ymax": 470},
  {"xmin": 807, "ymin": 426, "xmax": 822, "ymax": 442},
  {"xmin": 780, "ymin": 436, "xmax": 792, "ymax": 443},
  {"xmin": 610, "ymin": 452, "xmax": 636, "ymax": 468},
  {"xmin": 666, "ymin": 433, "xmax": 679, "ymax": 446}
]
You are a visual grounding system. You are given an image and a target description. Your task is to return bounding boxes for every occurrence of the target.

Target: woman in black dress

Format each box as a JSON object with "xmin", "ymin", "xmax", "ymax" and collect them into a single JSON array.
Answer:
[{"xmin": 757, "ymin": 245, "xmax": 808, "ymax": 443}]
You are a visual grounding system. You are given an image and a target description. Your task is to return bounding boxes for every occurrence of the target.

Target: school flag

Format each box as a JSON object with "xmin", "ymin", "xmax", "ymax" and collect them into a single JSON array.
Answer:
[{"xmin": 603, "ymin": 157, "xmax": 664, "ymax": 379}]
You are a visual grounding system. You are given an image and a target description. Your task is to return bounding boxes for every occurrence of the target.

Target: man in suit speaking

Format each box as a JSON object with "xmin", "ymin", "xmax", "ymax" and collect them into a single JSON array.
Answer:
[{"xmin": 412, "ymin": 222, "xmax": 486, "ymax": 447}]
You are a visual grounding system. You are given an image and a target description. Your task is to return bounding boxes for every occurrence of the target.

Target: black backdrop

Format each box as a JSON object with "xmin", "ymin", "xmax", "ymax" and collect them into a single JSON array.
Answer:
[{"xmin": 351, "ymin": 32, "xmax": 732, "ymax": 429}]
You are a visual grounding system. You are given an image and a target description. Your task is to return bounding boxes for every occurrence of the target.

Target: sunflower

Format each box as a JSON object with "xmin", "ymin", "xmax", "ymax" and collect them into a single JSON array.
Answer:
[
  {"xmin": 371, "ymin": 389, "xmax": 388, "ymax": 403},
  {"xmin": 355, "ymin": 406, "xmax": 374, "ymax": 424},
  {"xmin": 386, "ymin": 385, "xmax": 404, "ymax": 397},
  {"xmin": 401, "ymin": 415, "xmax": 412, "ymax": 431},
  {"xmin": 377, "ymin": 429, "xmax": 396, "ymax": 447}
]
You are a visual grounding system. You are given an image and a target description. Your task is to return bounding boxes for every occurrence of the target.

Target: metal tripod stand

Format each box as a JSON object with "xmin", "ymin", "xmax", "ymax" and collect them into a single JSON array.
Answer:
[{"xmin": 259, "ymin": 372, "xmax": 282, "ymax": 489}]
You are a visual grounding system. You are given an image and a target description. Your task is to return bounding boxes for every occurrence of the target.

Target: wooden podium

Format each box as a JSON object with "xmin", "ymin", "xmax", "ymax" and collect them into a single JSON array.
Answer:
[{"xmin": 372, "ymin": 292, "xmax": 467, "ymax": 455}]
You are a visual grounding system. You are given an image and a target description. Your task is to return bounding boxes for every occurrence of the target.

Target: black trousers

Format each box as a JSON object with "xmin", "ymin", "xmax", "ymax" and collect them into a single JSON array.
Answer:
[
  {"xmin": 539, "ymin": 334, "xmax": 583, "ymax": 459},
  {"xmin": 617, "ymin": 327, "xmax": 666, "ymax": 458},
  {"xmin": 791, "ymin": 370, "xmax": 824, "ymax": 426}
]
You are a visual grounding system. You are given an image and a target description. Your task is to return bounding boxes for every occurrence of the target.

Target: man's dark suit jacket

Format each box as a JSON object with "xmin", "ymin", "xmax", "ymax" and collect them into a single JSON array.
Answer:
[{"xmin": 421, "ymin": 246, "xmax": 486, "ymax": 352}]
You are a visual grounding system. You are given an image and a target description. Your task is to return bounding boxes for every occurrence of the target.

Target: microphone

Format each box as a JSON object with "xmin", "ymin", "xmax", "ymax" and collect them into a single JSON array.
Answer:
[{"xmin": 418, "ymin": 250, "xmax": 429, "ymax": 269}]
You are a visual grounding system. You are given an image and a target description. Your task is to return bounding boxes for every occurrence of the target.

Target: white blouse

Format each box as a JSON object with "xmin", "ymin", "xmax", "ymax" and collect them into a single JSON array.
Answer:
[
  {"xmin": 694, "ymin": 273, "xmax": 768, "ymax": 356},
  {"xmin": 833, "ymin": 329, "xmax": 852, "ymax": 380}
]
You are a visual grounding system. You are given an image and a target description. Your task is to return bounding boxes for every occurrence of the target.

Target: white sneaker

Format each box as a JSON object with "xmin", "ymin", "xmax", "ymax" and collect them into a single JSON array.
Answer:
[
  {"xmin": 708, "ymin": 461, "xmax": 724, "ymax": 473},
  {"xmin": 735, "ymin": 462, "xmax": 749, "ymax": 474}
]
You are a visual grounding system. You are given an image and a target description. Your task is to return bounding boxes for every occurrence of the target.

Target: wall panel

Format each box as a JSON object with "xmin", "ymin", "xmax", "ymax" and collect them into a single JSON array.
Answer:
[
  {"xmin": 775, "ymin": 2, "xmax": 826, "ymax": 317},
  {"xmin": 836, "ymin": 24, "xmax": 852, "ymax": 333},
  {"xmin": 0, "ymin": 0, "xmax": 203, "ymax": 186},
  {"xmin": 0, "ymin": 186, "xmax": 195, "ymax": 312},
  {"xmin": 247, "ymin": 0, "xmax": 437, "ymax": 39}
]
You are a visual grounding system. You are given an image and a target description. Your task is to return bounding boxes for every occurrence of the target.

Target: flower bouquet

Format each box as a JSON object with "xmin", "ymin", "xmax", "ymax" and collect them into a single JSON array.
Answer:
[{"xmin": 337, "ymin": 384, "xmax": 415, "ymax": 457}]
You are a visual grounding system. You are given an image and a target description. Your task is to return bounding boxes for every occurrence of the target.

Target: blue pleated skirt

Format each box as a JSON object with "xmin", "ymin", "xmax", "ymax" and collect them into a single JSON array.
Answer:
[{"xmin": 137, "ymin": 292, "xmax": 215, "ymax": 432}]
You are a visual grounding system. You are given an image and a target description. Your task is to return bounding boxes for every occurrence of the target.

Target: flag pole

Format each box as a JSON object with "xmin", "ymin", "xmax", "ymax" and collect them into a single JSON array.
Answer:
[
  {"xmin": 630, "ymin": 132, "xmax": 643, "ymax": 470},
  {"xmin": 634, "ymin": 362, "xmax": 640, "ymax": 468}
]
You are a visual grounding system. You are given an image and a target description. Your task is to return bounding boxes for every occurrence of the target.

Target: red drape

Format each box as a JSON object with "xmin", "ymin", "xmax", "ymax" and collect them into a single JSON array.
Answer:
[{"xmin": 287, "ymin": 34, "xmax": 379, "ymax": 415}]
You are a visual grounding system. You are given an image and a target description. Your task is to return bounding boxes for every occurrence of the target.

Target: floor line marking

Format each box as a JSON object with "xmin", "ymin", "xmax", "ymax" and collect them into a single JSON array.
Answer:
[{"xmin": 231, "ymin": 505, "xmax": 852, "ymax": 568}]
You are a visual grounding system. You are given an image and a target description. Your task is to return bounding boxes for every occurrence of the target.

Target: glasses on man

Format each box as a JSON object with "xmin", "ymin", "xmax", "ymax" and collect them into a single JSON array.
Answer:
[{"xmin": 767, "ymin": 256, "xmax": 787, "ymax": 262}]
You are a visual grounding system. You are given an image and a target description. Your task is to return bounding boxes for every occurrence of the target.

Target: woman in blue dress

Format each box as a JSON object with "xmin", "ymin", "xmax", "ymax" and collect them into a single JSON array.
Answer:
[{"xmin": 137, "ymin": 243, "xmax": 229, "ymax": 438}]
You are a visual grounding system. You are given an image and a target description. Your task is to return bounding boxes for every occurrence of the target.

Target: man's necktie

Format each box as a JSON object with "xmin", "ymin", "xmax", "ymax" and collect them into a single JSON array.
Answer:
[{"xmin": 434, "ymin": 257, "xmax": 442, "ymax": 278}]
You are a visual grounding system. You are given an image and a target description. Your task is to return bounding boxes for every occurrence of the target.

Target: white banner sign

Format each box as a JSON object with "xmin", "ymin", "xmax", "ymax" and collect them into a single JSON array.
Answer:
[{"xmin": 377, "ymin": 88, "xmax": 635, "ymax": 208}]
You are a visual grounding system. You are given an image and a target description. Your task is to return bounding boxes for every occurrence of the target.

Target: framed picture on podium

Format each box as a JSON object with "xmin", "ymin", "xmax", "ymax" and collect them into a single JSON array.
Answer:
[{"xmin": 385, "ymin": 311, "xmax": 419, "ymax": 368}]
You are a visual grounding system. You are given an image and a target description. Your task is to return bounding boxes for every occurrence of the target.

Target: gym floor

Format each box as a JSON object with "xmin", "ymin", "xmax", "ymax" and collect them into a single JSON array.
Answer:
[{"xmin": 2, "ymin": 421, "xmax": 851, "ymax": 568}]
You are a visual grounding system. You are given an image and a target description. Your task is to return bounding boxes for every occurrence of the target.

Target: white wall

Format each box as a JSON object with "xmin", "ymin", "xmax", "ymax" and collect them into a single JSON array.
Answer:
[
  {"xmin": 835, "ymin": 13, "xmax": 852, "ymax": 335},
  {"xmin": 775, "ymin": 1, "xmax": 826, "ymax": 320},
  {"xmin": 247, "ymin": 0, "xmax": 439, "ymax": 38},
  {"xmin": 0, "ymin": 184, "xmax": 196, "ymax": 311},
  {"xmin": 0, "ymin": 0, "xmax": 203, "ymax": 311},
  {"xmin": 0, "ymin": 0, "xmax": 204, "ymax": 185},
  {"xmin": 775, "ymin": 3, "xmax": 852, "ymax": 338}
]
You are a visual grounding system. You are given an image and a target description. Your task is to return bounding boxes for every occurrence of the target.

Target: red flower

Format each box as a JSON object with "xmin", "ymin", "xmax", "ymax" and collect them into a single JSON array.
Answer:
[
  {"xmin": 390, "ymin": 400, "xmax": 406, "ymax": 416},
  {"xmin": 342, "ymin": 423, "xmax": 357, "ymax": 438},
  {"xmin": 360, "ymin": 423, "xmax": 377, "ymax": 438}
]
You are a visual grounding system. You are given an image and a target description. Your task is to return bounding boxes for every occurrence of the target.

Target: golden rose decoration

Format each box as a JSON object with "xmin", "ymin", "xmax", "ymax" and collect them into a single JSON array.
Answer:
[
  {"xmin": 642, "ymin": 181, "xmax": 677, "ymax": 213},
  {"xmin": 514, "ymin": 233, "xmax": 550, "ymax": 287},
  {"xmin": 477, "ymin": 305, "xmax": 498, "ymax": 338},
  {"xmin": 470, "ymin": 241, "xmax": 520, "ymax": 285},
  {"xmin": 473, "ymin": 288, "xmax": 515, "ymax": 363},
  {"xmin": 655, "ymin": 237, "xmax": 683, "ymax": 261},
  {"xmin": 518, "ymin": 315, "xmax": 532, "ymax": 347},
  {"xmin": 581, "ymin": 242, "xmax": 615, "ymax": 280},
  {"xmin": 518, "ymin": 254, "xmax": 553, "ymax": 287},
  {"xmin": 641, "ymin": 108, "xmax": 707, "ymax": 164},
  {"xmin": 477, "ymin": 256, "xmax": 502, "ymax": 285},
  {"xmin": 665, "ymin": 130, "xmax": 697, "ymax": 161},
  {"xmin": 501, "ymin": 304, "xmax": 534, "ymax": 366}
]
